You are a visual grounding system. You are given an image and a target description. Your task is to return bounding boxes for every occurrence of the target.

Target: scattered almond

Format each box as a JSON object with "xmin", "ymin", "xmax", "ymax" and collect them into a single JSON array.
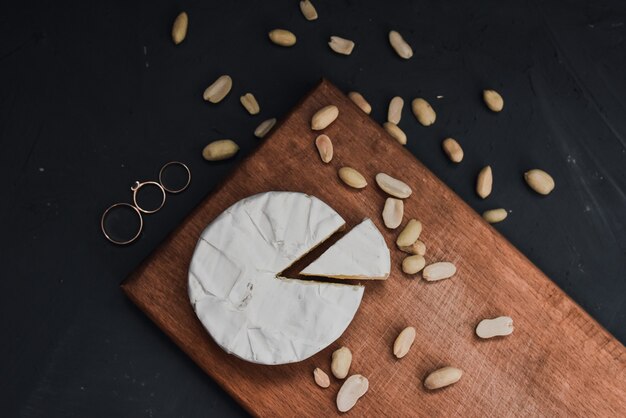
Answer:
[
  {"xmin": 383, "ymin": 122, "xmax": 407, "ymax": 145},
  {"xmin": 424, "ymin": 367, "xmax": 463, "ymax": 390},
  {"xmin": 315, "ymin": 134, "xmax": 333, "ymax": 163},
  {"xmin": 482, "ymin": 208, "xmax": 507, "ymax": 223},
  {"xmin": 348, "ymin": 92, "xmax": 372, "ymax": 114},
  {"xmin": 336, "ymin": 375, "xmax": 369, "ymax": 412},
  {"xmin": 399, "ymin": 239, "xmax": 426, "ymax": 255},
  {"xmin": 387, "ymin": 96, "xmax": 404, "ymax": 124},
  {"xmin": 524, "ymin": 169, "xmax": 555, "ymax": 195},
  {"xmin": 483, "ymin": 89, "xmax": 504, "ymax": 112},
  {"xmin": 331, "ymin": 347, "xmax": 352, "ymax": 379},
  {"xmin": 476, "ymin": 165, "xmax": 493, "ymax": 199},
  {"xmin": 411, "ymin": 98, "xmax": 436, "ymax": 126},
  {"xmin": 269, "ymin": 29, "xmax": 296, "ymax": 47},
  {"xmin": 382, "ymin": 198, "xmax": 404, "ymax": 229},
  {"xmin": 239, "ymin": 93, "xmax": 260, "ymax": 115},
  {"xmin": 396, "ymin": 219, "xmax": 422, "ymax": 247},
  {"xmin": 171, "ymin": 12, "xmax": 188, "ymax": 45},
  {"xmin": 393, "ymin": 327, "xmax": 416, "ymax": 358},
  {"xmin": 402, "ymin": 255, "xmax": 426, "ymax": 275},
  {"xmin": 338, "ymin": 167, "xmax": 367, "ymax": 189},
  {"xmin": 202, "ymin": 139, "xmax": 239, "ymax": 161},
  {"xmin": 442, "ymin": 138, "xmax": 464, "ymax": 163},
  {"xmin": 423, "ymin": 262, "xmax": 456, "ymax": 281},
  {"xmin": 375, "ymin": 173, "xmax": 412, "ymax": 198},
  {"xmin": 388, "ymin": 30, "xmax": 413, "ymax": 59},
  {"xmin": 254, "ymin": 118, "xmax": 276, "ymax": 138},
  {"xmin": 311, "ymin": 105, "xmax": 339, "ymax": 130},
  {"xmin": 313, "ymin": 368, "xmax": 330, "ymax": 388},
  {"xmin": 476, "ymin": 316, "xmax": 514, "ymax": 339},
  {"xmin": 203, "ymin": 75, "xmax": 232, "ymax": 103},
  {"xmin": 299, "ymin": 0, "xmax": 318, "ymax": 21},
  {"xmin": 328, "ymin": 36, "xmax": 355, "ymax": 55}
]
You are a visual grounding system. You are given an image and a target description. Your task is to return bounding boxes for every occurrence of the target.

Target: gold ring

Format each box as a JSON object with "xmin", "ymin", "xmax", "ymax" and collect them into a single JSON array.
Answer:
[
  {"xmin": 131, "ymin": 181, "xmax": 166, "ymax": 214},
  {"xmin": 159, "ymin": 161, "xmax": 191, "ymax": 194},
  {"xmin": 101, "ymin": 203, "xmax": 143, "ymax": 245}
]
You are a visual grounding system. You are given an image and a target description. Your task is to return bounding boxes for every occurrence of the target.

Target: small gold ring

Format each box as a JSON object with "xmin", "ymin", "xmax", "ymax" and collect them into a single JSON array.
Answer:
[
  {"xmin": 101, "ymin": 203, "xmax": 143, "ymax": 245},
  {"xmin": 131, "ymin": 181, "xmax": 166, "ymax": 214},
  {"xmin": 158, "ymin": 161, "xmax": 191, "ymax": 194}
]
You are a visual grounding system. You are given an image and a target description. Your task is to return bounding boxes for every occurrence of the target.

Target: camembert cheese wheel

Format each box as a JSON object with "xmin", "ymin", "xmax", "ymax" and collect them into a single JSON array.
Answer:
[{"xmin": 189, "ymin": 192, "xmax": 365, "ymax": 365}]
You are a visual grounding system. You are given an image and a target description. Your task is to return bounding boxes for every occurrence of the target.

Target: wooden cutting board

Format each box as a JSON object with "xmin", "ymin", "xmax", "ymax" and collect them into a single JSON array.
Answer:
[{"xmin": 121, "ymin": 79, "xmax": 626, "ymax": 417}]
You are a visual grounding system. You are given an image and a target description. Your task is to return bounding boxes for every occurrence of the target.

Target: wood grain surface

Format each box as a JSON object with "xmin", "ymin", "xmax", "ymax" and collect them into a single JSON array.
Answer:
[{"xmin": 121, "ymin": 80, "xmax": 626, "ymax": 417}]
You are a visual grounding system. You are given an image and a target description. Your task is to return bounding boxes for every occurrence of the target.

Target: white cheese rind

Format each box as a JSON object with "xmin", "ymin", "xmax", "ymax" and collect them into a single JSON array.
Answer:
[
  {"xmin": 188, "ymin": 192, "xmax": 364, "ymax": 365},
  {"xmin": 300, "ymin": 218, "xmax": 390, "ymax": 279}
]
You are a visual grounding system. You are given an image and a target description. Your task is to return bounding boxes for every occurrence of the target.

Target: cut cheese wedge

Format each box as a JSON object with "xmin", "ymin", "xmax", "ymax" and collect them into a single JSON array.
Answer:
[
  {"xmin": 188, "ymin": 192, "xmax": 364, "ymax": 365},
  {"xmin": 300, "ymin": 218, "xmax": 390, "ymax": 280}
]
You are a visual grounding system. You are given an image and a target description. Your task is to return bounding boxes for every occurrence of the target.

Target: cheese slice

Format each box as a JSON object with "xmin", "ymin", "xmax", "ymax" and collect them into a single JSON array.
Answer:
[
  {"xmin": 188, "ymin": 191, "xmax": 364, "ymax": 365},
  {"xmin": 300, "ymin": 218, "xmax": 390, "ymax": 280}
]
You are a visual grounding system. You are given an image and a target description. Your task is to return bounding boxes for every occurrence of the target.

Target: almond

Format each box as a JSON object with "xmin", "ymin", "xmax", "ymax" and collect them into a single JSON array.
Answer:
[
  {"xmin": 240, "ymin": 93, "xmax": 260, "ymax": 115},
  {"xmin": 483, "ymin": 89, "xmax": 504, "ymax": 112},
  {"xmin": 328, "ymin": 36, "xmax": 355, "ymax": 55},
  {"xmin": 393, "ymin": 327, "xmax": 416, "ymax": 358},
  {"xmin": 383, "ymin": 122, "xmax": 407, "ymax": 145},
  {"xmin": 399, "ymin": 239, "xmax": 426, "ymax": 256},
  {"xmin": 315, "ymin": 134, "xmax": 333, "ymax": 163},
  {"xmin": 338, "ymin": 167, "xmax": 367, "ymax": 189},
  {"xmin": 482, "ymin": 208, "xmax": 507, "ymax": 223},
  {"xmin": 254, "ymin": 118, "xmax": 276, "ymax": 138},
  {"xmin": 396, "ymin": 219, "xmax": 422, "ymax": 247},
  {"xmin": 203, "ymin": 75, "xmax": 232, "ymax": 103},
  {"xmin": 269, "ymin": 29, "xmax": 296, "ymax": 47},
  {"xmin": 171, "ymin": 12, "xmax": 188, "ymax": 45},
  {"xmin": 402, "ymin": 255, "xmax": 426, "ymax": 275},
  {"xmin": 476, "ymin": 165, "xmax": 493, "ymax": 199},
  {"xmin": 524, "ymin": 169, "xmax": 555, "ymax": 195},
  {"xmin": 424, "ymin": 367, "xmax": 463, "ymax": 390},
  {"xmin": 299, "ymin": 0, "xmax": 318, "ymax": 21},
  {"xmin": 387, "ymin": 96, "xmax": 404, "ymax": 124},
  {"xmin": 382, "ymin": 198, "xmax": 404, "ymax": 229},
  {"xmin": 202, "ymin": 139, "xmax": 239, "ymax": 161},
  {"xmin": 313, "ymin": 368, "xmax": 330, "ymax": 388},
  {"xmin": 411, "ymin": 98, "xmax": 436, "ymax": 126},
  {"xmin": 388, "ymin": 30, "xmax": 413, "ymax": 59},
  {"xmin": 336, "ymin": 375, "xmax": 369, "ymax": 412},
  {"xmin": 331, "ymin": 347, "xmax": 352, "ymax": 379},
  {"xmin": 476, "ymin": 316, "xmax": 514, "ymax": 339},
  {"xmin": 442, "ymin": 138, "xmax": 463, "ymax": 163},
  {"xmin": 423, "ymin": 262, "xmax": 456, "ymax": 281},
  {"xmin": 348, "ymin": 91, "xmax": 372, "ymax": 114},
  {"xmin": 311, "ymin": 105, "xmax": 339, "ymax": 130},
  {"xmin": 375, "ymin": 173, "xmax": 412, "ymax": 198}
]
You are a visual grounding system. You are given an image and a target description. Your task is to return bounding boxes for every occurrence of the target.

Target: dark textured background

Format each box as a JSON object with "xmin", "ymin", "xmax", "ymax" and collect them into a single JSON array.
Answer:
[{"xmin": 1, "ymin": 0, "xmax": 625, "ymax": 416}]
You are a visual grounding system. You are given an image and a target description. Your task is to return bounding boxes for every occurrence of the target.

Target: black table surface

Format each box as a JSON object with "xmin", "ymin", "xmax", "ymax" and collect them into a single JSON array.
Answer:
[{"xmin": 2, "ymin": 0, "xmax": 625, "ymax": 416}]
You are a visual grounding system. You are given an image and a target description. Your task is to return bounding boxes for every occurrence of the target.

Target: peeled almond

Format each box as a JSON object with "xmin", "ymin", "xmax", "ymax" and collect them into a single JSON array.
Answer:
[
  {"xmin": 483, "ymin": 89, "xmax": 504, "ymax": 112},
  {"xmin": 336, "ymin": 375, "xmax": 369, "ymax": 412},
  {"xmin": 375, "ymin": 173, "xmax": 412, "ymax": 198},
  {"xmin": 240, "ymin": 93, "xmax": 260, "ymax": 115},
  {"xmin": 203, "ymin": 75, "xmax": 232, "ymax": 103},
  {"xmin": 476, "ymin": 316, "xmax": 514, "ymax": 339},
  {"xmin": 299, "ymin": 0, "xmax": 318, "ymax": 21},
  {"xmin": 315, "ymin": 134, "xmax": 333, "ymax": 163},
  {"xmin": 313, "ymin": 368, "xmax": 330, "ymax": 388},
  {"xmin": 476, "ymin": 165, "xmax": 493, "ymax": 199},
  {"xmin": 396, "ymin": 219, "xmax": 422, "ymax": 247},
  {"xmin": 402, "ymin": 255, "xmax": 426, "ymax": 275},
  {"xmin": 382, "ymin": 198, "xmax": 404, "ymax": 229},
  {"xmin": 171, "ymin": 12, "xmax": 188, "ymax": 45},
  {"xmin": 348, "ymin": 92, "xmax": 372, "ymax": 114},
  {"xmin": 328, "ymin": 36, "xmax": 355, "ymax": 55},
  {"xmin": 388, "ymin": 96, "xmax": 404, "ymax": 124},
  {"xmin": 202, "ymin": 140, "xmax": 239, "ymax": 161},
  {"xmin": 442, "ymin": 138, "xmax": 463, "ymax": 163},
  {"xmin": 482, "ymin": 208, "xmax": 507, "ymax": 223},
  {"xmin": 338, "ymin": 167, "xmax": 367, "ymax": 189},
  {"xmin": 269, "ymin": 29, "xmax": 296, "ymax": 47},
  {"xmin": 311, "ymin": 105, "xmax": 339, "ymax": 130},
  {"xmin": 254, "ymin": 118, "xmax": 276, "ymax": 138},
  {"xmin": 424, "ymin": 367, "xmax": 463, "ymax": 390},
  {"xmin": 399, "ymin": 240, "xmax": 426, "ymax": 255},
  {"xmin": 388, "ymin": 30, "xmax": 413, "ymax": 59},
  {"xmin": 411, "ymin": 98, "xmax": 436, "ymax": 126},
  {"xmin": 383, "ymin": 122, "xmax": 407, "ymax": 145},
  {"xmin": 423, "ymin": 262, "xmax": 456, "ymax": 281},
  {"xmin": 393, "ymin": 327, "xmax": 416, "ymax": 358},
  {"xmin": 524, "ymin": 169, "xmax": 555, "ymax": 195}
]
